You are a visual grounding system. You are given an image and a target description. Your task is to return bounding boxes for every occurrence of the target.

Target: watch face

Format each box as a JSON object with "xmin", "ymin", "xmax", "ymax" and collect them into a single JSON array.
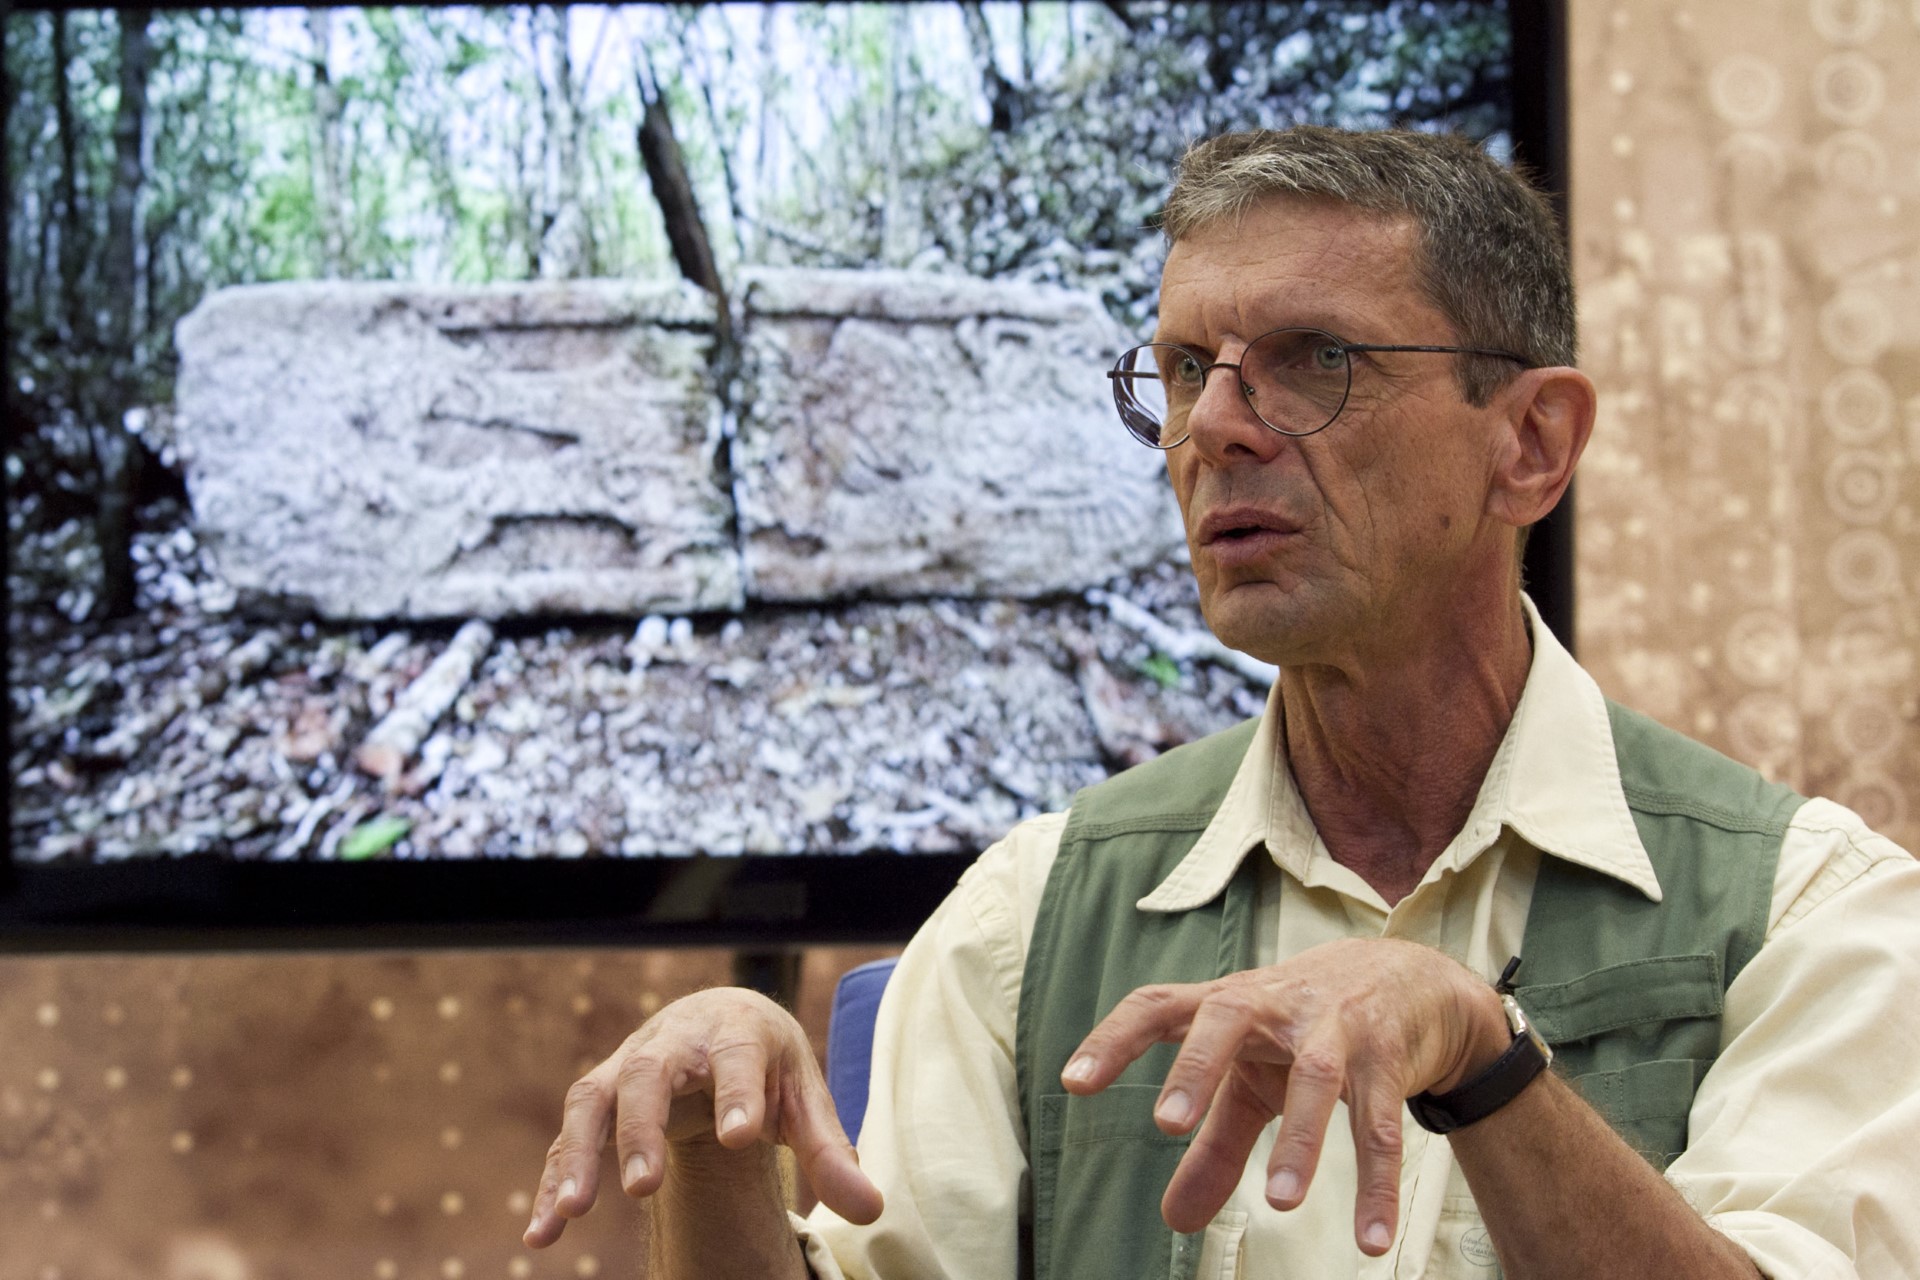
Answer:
[
  {"xmin": 1500, "ymin": 993, "xmax": 1528, "ymax": 1035},
  {"xmin": 1502, "ymin": 994, "xmax": 1553, "ymax": 1065}
]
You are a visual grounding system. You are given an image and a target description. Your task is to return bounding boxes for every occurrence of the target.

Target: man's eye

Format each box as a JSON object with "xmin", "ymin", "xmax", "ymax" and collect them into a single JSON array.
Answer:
[
  {"xmin": 1171, "ymin": 353, "xmax": 1205, "ymax": 385},
  {"xmin": 1312, "ymin": 344, "xmax": 1346, "ymax": 372}
]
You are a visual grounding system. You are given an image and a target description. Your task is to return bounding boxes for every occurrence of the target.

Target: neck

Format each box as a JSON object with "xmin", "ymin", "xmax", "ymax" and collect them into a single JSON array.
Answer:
[{"xmin": 1278, "ymin": 591, "xmax": 1533, "ymax": 906}]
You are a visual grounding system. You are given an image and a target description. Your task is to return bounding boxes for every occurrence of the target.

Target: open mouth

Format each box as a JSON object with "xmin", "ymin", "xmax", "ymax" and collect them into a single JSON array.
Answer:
[
  {"xmin": 1198, "ymin": 509, "xmax": 1299, "ymax": 546},
  {"xmin": 1214, "ymin": 525, "xmax": 1269, "ymax": 543}
]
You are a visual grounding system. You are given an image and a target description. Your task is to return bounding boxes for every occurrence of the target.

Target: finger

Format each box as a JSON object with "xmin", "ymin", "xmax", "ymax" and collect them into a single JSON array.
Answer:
[
  {"xmin": 780, "ymin": 1064, "xmax": 885, "ymax": 1225},
  {"xmin": 610, "ymin": 1041, "xmax": 684, "ymax": 1202},
  {"xmin": 1161, "ymin": 1070, "xmax": 1273, "ymax": 1234},
  {"xmin": 706, "ymin": 1034, "xmax": 774, "ymax": 1150},
  {"xmin": 1062, "ymin": 983, "xmax": 1206, "ymax": 1094},
  {"xmin": 1151, "ymin": 987, "xmax": 1257, "ymax": 1134},
  {"xmin": 525, "ymin": 1069, "xmax": 618, "ymax": 1248},
  {"xmin": 1264, "ymin": 1039, "xmax": 1345, "ymax": 1213},
  {"xmin": 1348, "ymin": 1083, "xmax": 1406, "ymax": 1257}
]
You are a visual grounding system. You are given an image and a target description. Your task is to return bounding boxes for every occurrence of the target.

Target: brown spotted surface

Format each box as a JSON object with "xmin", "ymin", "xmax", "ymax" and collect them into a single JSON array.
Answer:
[
  {"xmin": 1572, "ymin": 0, "xmax": 1918, "ymax": 849},
  {"xmin": 0, "ymin": 946, "xmax": 896, "ymax": 1280}
]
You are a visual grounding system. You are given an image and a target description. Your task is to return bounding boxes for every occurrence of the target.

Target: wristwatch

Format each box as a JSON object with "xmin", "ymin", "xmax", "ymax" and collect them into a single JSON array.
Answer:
[{"xmin": 1408, "ymin": 956, "xmax": 1553, "ymax": 1135}]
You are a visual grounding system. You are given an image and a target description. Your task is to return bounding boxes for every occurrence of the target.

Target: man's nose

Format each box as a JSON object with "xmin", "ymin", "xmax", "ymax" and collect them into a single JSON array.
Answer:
[{"xmin": 1184, "ymin": 358, "xmax": 1286, "ymax": 464}]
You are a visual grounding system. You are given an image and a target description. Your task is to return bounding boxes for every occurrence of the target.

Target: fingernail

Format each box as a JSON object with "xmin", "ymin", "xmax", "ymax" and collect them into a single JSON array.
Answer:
[
  {"xmin": 526, "ymin": 1213, "xmax": 540, "ymax": 1237},
  {"xmin": 1155, "ymin": 1090, "xmax": 1192, "ymax": 1127},
  {"xmin": 1267, "ymin": 1169, "xmax": 1300, "ymax": 1204},
  {"xmin": 720, "ymin": 1106, "xmax": 749, "ymax": 1136},
  {"xmin": 559, "ymin": 1176, "xmax": 578, "ymax": 1204},
  {"xmin": 624, "ymin": 1154, "xmax": 648, "ymax": 1188},
  {"xmin": 1364, "ymin": 1221, "xmax": 1392, "ymax": 1251},
  {"xmin": 1062, "ymin": 1056, "xmax": 1096, "ymax": 1084}
]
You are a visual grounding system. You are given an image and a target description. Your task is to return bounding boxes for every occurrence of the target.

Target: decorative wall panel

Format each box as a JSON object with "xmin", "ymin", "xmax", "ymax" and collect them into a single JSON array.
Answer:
[
  {"xmin": 0, "ymin": 946, "xmax": 895, "ymax": 1280},
  {"xmin": 1572, "ymin": 0, "xmax": 1918, "ymax": 852}
]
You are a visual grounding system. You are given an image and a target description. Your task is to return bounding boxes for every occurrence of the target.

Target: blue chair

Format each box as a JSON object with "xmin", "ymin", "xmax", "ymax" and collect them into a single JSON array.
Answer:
[{"xmin": 824, "ymin": 956, "xmax": 900, "ymax": 1146}]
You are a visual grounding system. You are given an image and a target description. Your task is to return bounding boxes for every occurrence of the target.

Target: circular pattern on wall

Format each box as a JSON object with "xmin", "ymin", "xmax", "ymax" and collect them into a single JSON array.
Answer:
[
  {"xmin": 1826, "ymin": 529, "xmax": 1902, "ymax": 602},
  {"xmin": 1831, "ymin": 693, "xmax": 1903, "ymax": 757},
  {"xmin": 1710, "ymin": 56, "xmax": 1785, "ymax": 126},
  {"xmin": 1725, "ymin": 610, "xmax": 1801, "ymax": 685},
  {"xmin": 1717, "ymin": 296, "xmax": 1789, "ymax": 366},
  {"xmin": 1823, "ymin": 449, "xmax": 1902, "ymax": 524},
  {"xmin": 1815, "ymin": 130, "xmax": 1888, "ymax": 190},
  {"xmin": 1726, "ymin": 691, "xmax": 1801, "ymax": 768},
  {"xmin": 1810, "ymin": 0, "xmax": 1884, "ymax": 43},
  {"xmin": 1716, "ymin": 132, "xmax": 1789, "ymax": 193},
  {"xmin": 1715, "ymin": 372, "xmax": 1797, "ymax": 434},
  {"xmin": 1817, "ymin": 289, "xmax": 1893, "ymax": 364},
  {"xmin": 1819, "ymin": 368, "xmax": 1896, "ymax": 442},
  {"xmin": 1812, "ymin": 52, "xmax": 1886, "ymax": 126},
  {"xmin": 1837, "ymin": 771, "xmax": 1907, "ymax": 832}
]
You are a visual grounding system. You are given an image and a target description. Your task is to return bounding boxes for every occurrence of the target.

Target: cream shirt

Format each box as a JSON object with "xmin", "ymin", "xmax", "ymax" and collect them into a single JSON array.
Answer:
[{"xmin": 801, "ymin": 607, "xmax": 1920, "ymax": 1279}]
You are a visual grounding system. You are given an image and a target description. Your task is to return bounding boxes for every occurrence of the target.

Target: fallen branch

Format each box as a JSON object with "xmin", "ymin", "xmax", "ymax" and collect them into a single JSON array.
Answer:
[
  {"xmin": 353, "ymin": 619, "xmax": 495, "ymax": 782},
  {"xmin": 91, "ymin": 627, "xmax": 281, "ymax": 762},
  {"xmin": 1086, "ymin": 590, "xmax": 1278, "ymax": 687},
  {"xmin": 274, "ymin": 776, "xmax": 355, "ymax": 860}
]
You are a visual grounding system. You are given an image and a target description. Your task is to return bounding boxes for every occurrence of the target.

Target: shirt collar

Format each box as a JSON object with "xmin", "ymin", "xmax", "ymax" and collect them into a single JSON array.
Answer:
[{"xmin": 1137, "ymin": 594, "xmax": 1661, "ymax": 913}]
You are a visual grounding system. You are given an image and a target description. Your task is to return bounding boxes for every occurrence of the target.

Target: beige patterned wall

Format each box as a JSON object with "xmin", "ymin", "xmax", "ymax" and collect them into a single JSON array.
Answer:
[
  {"xmin": 0, "ymin": 945, "xmax": 895, "ymax": 1280},
  {"xmin": 1572, "ymin": 0, "xmax": 1919, "ymax": 852}
]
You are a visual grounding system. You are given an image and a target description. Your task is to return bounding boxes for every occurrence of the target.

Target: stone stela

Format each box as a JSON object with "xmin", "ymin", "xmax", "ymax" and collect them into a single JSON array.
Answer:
[{"xmin": 173, "ymin": 269, "xmax": 1185, "ymax": 621}]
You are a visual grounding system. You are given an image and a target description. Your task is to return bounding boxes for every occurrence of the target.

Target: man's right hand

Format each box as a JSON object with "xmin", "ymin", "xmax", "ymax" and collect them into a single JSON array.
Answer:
[{"xmin": 523, "ymin": 986, "xmax": 885, "ymax": 1249}]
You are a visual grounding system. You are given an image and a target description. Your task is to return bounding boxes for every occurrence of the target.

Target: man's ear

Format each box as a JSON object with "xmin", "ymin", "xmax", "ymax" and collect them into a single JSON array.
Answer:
[{"xmin": 1485, "ymin": 366, "xmax": 1595, "ymax": 531}]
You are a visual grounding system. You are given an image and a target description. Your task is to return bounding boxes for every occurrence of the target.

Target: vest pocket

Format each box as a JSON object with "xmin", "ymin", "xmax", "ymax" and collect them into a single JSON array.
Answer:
[
  {"xmin": 1515, "ymin": 953, "xmax": 1723, "ymax": 1044},
  {"xmin": 1566, "ymin": 1056, "xmax": 1705, "ymax": 1168},
  {"xmin": 1515, "ymin": 956, "xmax": 1722, "ymax": 1171},
  {"xmin": 1033, "ymin": 1085, "xmax": 1194, "ymax": 1280}
]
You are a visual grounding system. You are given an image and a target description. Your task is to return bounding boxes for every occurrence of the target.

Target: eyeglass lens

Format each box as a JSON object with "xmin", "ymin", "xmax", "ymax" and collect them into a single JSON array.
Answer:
[{"xmin": 1113, "ymin": 329, "xmax": 1353, "ymax": 447}]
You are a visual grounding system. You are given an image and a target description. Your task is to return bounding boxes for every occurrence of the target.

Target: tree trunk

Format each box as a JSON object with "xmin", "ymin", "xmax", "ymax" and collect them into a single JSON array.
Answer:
[
  {"xmin": 959, "ymin": 2, "xmax": 1021, "ymax": 132},
  {"xmin": 51, "ymin": 11, "xmax": 88, "ymax": 348},
  {"xmin": 635, "ymin": 72, "xmax": 725, "ymax": 304},
  {"xmin": 92, "ymin": 6, "xmax": 154, "ymax": 620},
  {"xmin": 879, "ymin": 7, "xmax": 913, "ymax": 266},
  {"xmin": 105, "ymin": 9, "xmax": 151, "ymax": 353},
  {"xmin": 307, "ymin": 8, "xmax": 348, "ymax": 277},
  {"xmin": 534, "ymin": 4, "xmax": 590, "ymax": 278}
]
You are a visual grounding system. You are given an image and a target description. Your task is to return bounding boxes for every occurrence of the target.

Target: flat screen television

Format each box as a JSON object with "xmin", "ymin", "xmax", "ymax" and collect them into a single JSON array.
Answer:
[{"xmin": 4, "ymin": 0, "xmax": 1568, "ymax": 949}]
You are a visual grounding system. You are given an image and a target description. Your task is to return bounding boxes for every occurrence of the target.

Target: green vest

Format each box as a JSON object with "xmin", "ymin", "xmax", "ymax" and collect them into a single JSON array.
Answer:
[{"xmin": 1014, "ymin": 702, "xmax": 1803, "ymax": 1280}]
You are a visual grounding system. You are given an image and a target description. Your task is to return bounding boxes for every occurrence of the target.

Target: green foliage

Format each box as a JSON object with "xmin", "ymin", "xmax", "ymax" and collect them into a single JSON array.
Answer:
[
  {"xmin": 1139, "ymin": 652, "xmax": 1183, "ymax": 689},
  {"xmin": 339, "ymin": 815, "xmax": 412, "ymax": 861}
]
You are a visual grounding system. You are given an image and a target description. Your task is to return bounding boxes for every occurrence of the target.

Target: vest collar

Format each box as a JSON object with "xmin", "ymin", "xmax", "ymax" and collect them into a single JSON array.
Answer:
[{"xmin": 1137, "ymin": 595, "xmax": 1662, "ymax": 914}]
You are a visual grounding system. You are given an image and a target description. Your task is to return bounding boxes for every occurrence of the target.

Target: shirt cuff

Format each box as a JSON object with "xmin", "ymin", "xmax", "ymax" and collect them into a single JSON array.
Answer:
[
  {"xmin": 792, "ymin": 1210, "xmax": 848, "ymax": 1280},
  {"xmin": 1705, "ymin": 1210, "xmax": 1859, "ymax": 1280}
]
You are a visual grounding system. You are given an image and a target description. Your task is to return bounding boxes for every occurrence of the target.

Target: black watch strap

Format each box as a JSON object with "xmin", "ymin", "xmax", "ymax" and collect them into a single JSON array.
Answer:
[
  {"xmin": 1408, "ymin": 956, "xmax": 1552, "ymax": 1135},
  {"xmin": 1407, "ymin": 1024, "xmax": 1550, "ymax": 1133}
]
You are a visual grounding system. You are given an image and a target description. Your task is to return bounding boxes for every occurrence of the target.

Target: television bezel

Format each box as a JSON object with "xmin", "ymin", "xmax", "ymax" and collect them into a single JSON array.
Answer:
[{"xmin": 1, "ymin": 0, "xmax": 1570, "ymax": 953}]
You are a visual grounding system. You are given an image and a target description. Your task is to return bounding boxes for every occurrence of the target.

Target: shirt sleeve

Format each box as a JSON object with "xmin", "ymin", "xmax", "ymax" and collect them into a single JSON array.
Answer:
[
  {"xmin": 1667, "ymin": 799, "xmax": 1920, "ymax": 1279},
  {"xmin": 796, "ymin": 811, "xmax": 1065, "ymax": 1280}
]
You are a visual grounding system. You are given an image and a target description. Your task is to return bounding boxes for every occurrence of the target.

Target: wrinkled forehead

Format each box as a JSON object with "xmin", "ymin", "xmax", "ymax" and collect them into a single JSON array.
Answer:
[{"xmin": 1157, "ymin": 195, "xmax": 1430, "ymax": 336}]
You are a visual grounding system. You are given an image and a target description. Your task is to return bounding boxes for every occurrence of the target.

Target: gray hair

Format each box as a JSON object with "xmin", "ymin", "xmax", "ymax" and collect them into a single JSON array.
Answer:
[{"xmin": 1161, "ymin": 126, "xmax": 1574, "ymax": 406}]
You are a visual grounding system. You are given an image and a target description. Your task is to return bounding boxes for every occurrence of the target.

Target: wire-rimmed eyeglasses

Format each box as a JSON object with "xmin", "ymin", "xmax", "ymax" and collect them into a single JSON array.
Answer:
[{"xmin": 1107, "ymin": 327, "xmax": 1533, "ymax": 449}]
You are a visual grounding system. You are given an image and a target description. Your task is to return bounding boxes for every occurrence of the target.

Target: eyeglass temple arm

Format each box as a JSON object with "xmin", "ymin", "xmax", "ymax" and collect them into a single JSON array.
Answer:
[{"xmin": 1342, "ymin": 343, "xmax": 1533, "ymax": 364}]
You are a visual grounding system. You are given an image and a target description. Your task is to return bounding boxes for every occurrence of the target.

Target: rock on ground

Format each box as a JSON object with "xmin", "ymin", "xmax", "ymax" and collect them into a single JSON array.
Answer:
[
  {"xmin": 172, "ymin": 280, "xmax": 737, "ymax": 620},
  {"xmin": 735, "ymin": 267, "xmax": 1185, "ymax": 601}
]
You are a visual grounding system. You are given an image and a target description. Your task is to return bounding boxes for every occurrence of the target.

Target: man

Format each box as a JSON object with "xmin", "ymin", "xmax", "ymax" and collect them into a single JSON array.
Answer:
[{"xmin": 525, "ymin": 127, "xmax": 1920, "ymax": 1277}]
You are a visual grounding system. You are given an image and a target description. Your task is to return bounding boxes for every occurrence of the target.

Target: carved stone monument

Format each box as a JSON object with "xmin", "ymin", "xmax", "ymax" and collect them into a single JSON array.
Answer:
[
  {"xmin": 173, "ymin": 280, "xmax": 738, "ymax": 618},
  {"xmin": 735, "ymin": 267, "xmax": 1183, "ymax": 601},
  {"xmin": 173, "ymin": 271, "xmax": 1185, "ymax": 619}
]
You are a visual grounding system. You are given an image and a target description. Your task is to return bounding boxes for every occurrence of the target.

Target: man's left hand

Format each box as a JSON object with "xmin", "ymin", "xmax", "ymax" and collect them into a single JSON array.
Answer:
[{"xmin": 1059, "ymin": 938, "xmax": 1511, "ymax": 1254}]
